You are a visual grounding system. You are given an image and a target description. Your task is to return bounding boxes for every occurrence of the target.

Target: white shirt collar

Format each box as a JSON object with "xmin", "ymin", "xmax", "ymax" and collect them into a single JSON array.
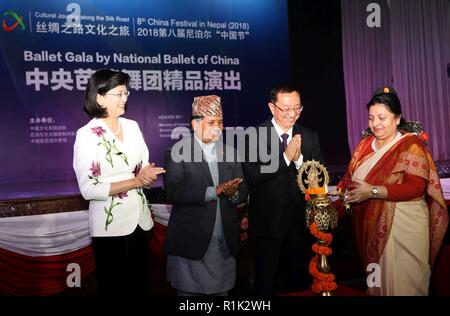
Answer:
[{"xmin": 271, "ymin": 117, "xmax": 293, "ymax": 140}]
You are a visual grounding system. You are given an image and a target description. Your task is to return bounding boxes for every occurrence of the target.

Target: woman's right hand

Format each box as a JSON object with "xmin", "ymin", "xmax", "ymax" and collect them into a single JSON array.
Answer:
[
  {"xmin": 135, "ymin": 163, "xmax": 166, "ymax": 187},
  {"xmin": 344, "ymin": 179, "xmax": 373, "ymax": 203}
]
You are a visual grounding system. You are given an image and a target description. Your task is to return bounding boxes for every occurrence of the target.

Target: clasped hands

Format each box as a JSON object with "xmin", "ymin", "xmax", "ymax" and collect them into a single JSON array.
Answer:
[
  {"xmin": 284, "ymin": 134, "xmax": 302, "ymax": 162},
  {"xmin": 216, "ymin": 178, "xmax": 243, "ymax": 198},
  {"xmin": 135, "ymin": 163, "xmax": 166, "ymax": 187}
]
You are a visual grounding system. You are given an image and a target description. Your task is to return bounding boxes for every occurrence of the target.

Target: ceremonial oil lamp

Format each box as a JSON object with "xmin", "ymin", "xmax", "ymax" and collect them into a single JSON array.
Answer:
[{"xmin": 297, "ymin": 160, "xmax": 339, "ymax": 296}]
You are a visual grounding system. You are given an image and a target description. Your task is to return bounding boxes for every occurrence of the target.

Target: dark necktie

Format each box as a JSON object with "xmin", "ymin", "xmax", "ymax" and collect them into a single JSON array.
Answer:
[{"xmin": 281, "ymin": 133, "xmax": 289, "ymax": 150}]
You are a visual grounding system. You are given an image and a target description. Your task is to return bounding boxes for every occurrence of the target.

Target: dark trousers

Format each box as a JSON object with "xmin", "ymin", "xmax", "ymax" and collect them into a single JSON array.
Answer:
[
  {"xmin": 91, "ymin": 226, "xmax": 150, "ymax": 296},
  {"xmin": 251, "ymin": 222, "xmax": 312, "ymax": 296}
]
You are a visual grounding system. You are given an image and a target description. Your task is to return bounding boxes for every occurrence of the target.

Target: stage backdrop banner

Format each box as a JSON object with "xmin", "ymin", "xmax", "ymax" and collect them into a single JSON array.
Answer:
[{"xmin": 0, "ymin": 0, "xmax": 290, "ymax": 188}]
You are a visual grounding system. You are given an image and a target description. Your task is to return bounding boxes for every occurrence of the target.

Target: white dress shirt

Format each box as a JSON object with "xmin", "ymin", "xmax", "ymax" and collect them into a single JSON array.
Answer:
[{"xmin": 271, "ymin": 117, "xmax": 304, "ymax": 169}]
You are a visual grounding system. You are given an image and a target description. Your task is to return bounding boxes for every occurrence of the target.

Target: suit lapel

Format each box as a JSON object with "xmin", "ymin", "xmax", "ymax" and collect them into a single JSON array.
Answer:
[
  {"xmin": 293, "ymin": 124, "xmax": 301, "ymax": 137},
  {"xmin": 191, "ymin": 137, "xmax": 214, "ymax": 186},
  {"xmin": 293, "ymin": 124, "xmax": 306, "ymax": 158},
  {"xmin": 264, "ymin": 120, "xmax": 276, "ymax": 156},
  {"xmin": 267, "ymin": 119, "xmax": 287, "ymax": 157},
  {"xmin": 217, "ymin": 143, "xmax": 227, "ymax": 184},
  {"xmin": 201, "ymin": 159, "xmax": 214, "ymax": 186}
]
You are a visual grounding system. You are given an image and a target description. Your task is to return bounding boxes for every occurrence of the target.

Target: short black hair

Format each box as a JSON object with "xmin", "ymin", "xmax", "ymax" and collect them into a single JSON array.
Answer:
[
  {"xmin": 269, "ymin": 82, "xmax": 301, "ymax": 103},
  {"xmin": 84, "ymin": 69, "xmax": 130, "ymax": 118}
]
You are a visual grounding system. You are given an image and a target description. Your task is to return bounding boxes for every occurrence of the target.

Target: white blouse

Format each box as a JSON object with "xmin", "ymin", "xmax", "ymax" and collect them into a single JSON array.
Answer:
[{"xmin": 73, "ymin": 117, "xmax": 153, "ymax": 237}]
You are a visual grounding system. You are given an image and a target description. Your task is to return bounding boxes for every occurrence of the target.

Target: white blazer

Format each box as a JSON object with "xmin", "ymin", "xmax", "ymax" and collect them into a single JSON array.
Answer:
[{"xmin": 73, "ymin": 117, "xmax": 153, "ymax": 237}]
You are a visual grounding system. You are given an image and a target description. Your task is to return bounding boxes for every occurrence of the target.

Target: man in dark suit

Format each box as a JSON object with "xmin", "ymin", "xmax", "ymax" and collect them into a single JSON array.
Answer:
[
  {"xmin": 164, "ymin": 95, "xmax": 248, "ymax": 296},
  {"xmin": 243, "ymin": 83, "xmax": 323, "ymax": 296}
]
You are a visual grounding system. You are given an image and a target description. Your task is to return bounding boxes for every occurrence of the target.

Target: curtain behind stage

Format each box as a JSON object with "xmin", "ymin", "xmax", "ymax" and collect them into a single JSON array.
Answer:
[{"xmin": 341, "ymin": 0, "xmax": 450, "ymax": 159}]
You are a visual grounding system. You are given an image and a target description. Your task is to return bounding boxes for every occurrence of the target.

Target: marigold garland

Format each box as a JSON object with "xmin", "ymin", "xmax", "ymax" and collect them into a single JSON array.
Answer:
[
  {"xmin": 308, "ymin": 222, "xmax": 337, "ymax": 293},
  {"xmin": 312, "ymin": 243, "xmax": 332, "ymax": 256},
  {"xmin": 305, "ymin": 187, "xmax": 327, "ymax": 202},
  {"xmin": 309, "ymin": 222, "xmax": 332, "ymax": 244}
]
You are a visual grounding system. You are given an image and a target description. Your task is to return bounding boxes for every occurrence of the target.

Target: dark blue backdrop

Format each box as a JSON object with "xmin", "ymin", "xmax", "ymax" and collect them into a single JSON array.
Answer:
[{"xmin": 0, "ymin": 0, "xmax": 290, "ymax": 188}]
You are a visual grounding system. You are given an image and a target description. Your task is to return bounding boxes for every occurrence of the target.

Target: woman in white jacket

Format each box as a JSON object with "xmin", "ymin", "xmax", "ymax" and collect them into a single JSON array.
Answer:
[{"xmin": 73, "ymin": 69, "xmax": 165, "ymax": 295}]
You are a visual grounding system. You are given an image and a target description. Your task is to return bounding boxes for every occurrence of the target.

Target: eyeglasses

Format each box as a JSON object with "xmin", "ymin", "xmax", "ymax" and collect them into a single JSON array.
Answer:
[
  {"xmin": 272, "ymin": 103, "xmax": 303, "ymax": 113},
  {"xmin": 105, "ymin": 91, "xmax": 130, "ymax": 98}
]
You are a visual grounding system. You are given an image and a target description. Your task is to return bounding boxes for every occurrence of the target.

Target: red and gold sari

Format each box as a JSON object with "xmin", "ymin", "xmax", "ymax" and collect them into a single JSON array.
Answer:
[{"xmin": 343, "ymin": 132, "xmax": 448, "ymax": 295}]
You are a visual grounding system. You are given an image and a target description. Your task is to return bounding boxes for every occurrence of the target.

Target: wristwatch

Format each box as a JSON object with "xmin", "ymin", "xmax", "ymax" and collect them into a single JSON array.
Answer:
[{"xmin": 371, "ymin": 186, "xmax": 379, "ymax": 198}]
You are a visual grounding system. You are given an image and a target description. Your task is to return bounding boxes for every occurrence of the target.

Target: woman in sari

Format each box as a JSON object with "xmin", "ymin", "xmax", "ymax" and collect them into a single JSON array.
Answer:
[{"xmin": 341, "ymin": 86, "xmax": 448, "ymax": 296}]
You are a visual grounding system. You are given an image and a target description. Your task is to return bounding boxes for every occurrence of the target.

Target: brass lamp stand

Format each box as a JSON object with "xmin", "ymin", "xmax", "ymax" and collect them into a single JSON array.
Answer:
[{"xmin": 297, "ymin": 160, "xmax": 339, "ymax": 296}]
